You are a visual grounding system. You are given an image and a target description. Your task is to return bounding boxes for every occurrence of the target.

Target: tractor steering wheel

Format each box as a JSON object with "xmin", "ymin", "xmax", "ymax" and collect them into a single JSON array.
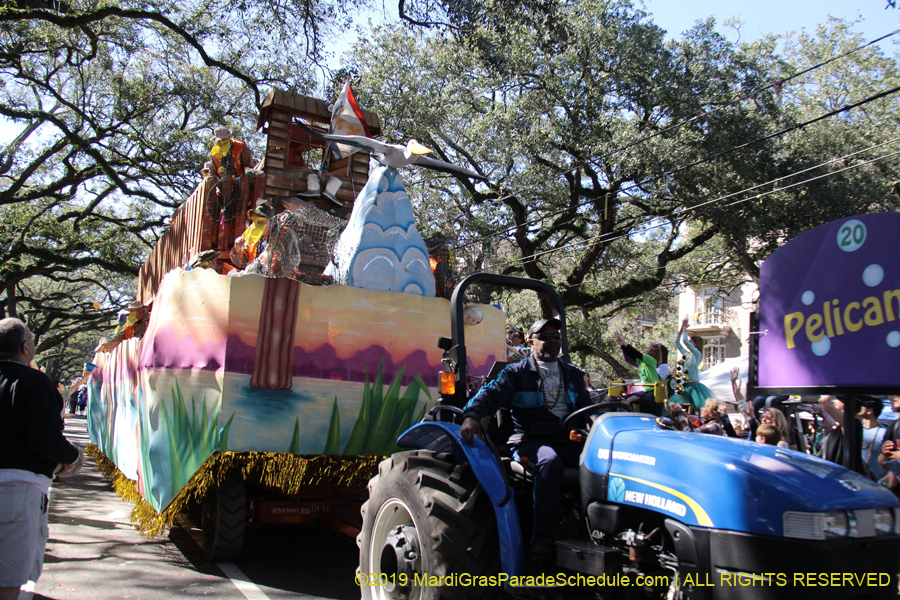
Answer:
[{"xmin": 563, "ymin": 401, "xmax": 632, "ymax": 433}]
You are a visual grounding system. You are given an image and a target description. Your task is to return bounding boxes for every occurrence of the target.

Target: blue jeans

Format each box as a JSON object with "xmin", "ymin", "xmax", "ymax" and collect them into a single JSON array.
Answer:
[{"xmin": 514, "ymin": 436, "xmax": 582, "ymax": 545}]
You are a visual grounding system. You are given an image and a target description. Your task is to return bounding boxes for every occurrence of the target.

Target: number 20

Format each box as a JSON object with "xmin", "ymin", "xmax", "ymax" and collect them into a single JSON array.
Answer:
[{"xmin": 839, "ymin": 223, "xmax": 864, "ymax": 247}]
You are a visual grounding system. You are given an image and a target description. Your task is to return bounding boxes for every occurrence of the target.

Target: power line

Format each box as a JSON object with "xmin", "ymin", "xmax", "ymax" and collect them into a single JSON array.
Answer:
[
  {"xmin": 444, "ymin": 28, "xmax": 900, "ymax": 253},
  {"xmin": 494, "ymin": 146, "xmax": 900, "ymax": 273},
  {"xmin": 449, "ymin": 83, "xmax": 900, "ymax": 255},
  {"xmin": 538, "ymin": 135, "xmax": 900, "ymax": 265},
  {"xmin": 580, "ymin": 27, "xmax": 900, "ymax": 178},
  {"xmin": 672, "ymin": 136, "xmax": 900, "ymax": 215}
]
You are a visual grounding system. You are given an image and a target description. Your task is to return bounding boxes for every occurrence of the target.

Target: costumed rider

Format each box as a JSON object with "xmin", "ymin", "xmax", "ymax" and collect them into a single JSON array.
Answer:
[
  {"xmin": 506, "ymin": 326, "xmax": 528, "ymax": 361},
  {"xmin": 230, "ymin": 199, "xmax": 275, "ymax": 270},
  {"xmin": 460, "ymin": 317, "xmax": 592, "ymax": 562},
  {"xmin": 425, "ymin": 234, "xmax": 457, "ymax": 300},
  {"xmin": 98, "ymin": 300, "xmax": 151, "ymax": 353},
  {"xmin": 611, "ymin": 330, "xmax": 664, "ymax": 416},
  {"xmin": 210, "ymin": 126, "xmax": 253, "ymax": 180},
  {"xmin": 668, "ymin": 316, "xmax": 713, "ymax": 410}
]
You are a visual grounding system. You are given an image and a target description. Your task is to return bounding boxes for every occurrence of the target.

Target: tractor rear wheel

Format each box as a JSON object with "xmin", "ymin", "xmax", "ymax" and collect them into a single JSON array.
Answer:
[{"xmin": 358, "ymin": 450, "xmax": 500, "ymax": 600}]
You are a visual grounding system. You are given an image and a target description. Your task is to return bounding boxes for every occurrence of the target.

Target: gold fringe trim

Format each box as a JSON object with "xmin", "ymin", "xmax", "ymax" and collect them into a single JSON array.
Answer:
[{"xmin": 85, "ymin": 444, "xmax": 380, "ymax": 539}]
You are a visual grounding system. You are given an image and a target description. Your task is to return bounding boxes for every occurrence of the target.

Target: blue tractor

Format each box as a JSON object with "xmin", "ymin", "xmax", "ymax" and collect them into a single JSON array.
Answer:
[{"xmin": 357, "ymin": 274, "xmax": 900, "ymax": 599}]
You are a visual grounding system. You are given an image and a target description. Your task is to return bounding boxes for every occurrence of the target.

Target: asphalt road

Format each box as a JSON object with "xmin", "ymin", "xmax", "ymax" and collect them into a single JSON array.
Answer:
[{"xmin": 31, "ymin": 416, "xmax": 362, "ymax": 600}]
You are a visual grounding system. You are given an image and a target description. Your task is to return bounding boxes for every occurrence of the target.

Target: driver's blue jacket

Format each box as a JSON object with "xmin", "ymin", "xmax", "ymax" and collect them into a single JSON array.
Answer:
[{"xmin": 462, "ymin": 356, "xmax": 592, "ymax": 439}]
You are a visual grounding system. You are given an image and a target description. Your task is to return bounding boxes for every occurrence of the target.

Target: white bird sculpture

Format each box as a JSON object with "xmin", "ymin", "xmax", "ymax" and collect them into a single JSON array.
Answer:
[{"xmin": 295, "ymin": 121, "xmax": 487, "ymax": 180}]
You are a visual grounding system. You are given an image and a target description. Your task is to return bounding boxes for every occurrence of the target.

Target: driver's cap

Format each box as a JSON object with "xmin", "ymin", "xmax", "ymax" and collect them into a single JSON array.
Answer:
[{"xmin": 527, "ymin": 317, "xmax": 561, "ymax": 337}]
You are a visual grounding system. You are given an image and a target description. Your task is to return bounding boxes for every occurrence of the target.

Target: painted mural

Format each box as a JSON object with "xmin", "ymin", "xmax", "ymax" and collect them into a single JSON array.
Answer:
[{"xmin": 88, "ymin": 267, "xmax": 506, "ymax": 512}]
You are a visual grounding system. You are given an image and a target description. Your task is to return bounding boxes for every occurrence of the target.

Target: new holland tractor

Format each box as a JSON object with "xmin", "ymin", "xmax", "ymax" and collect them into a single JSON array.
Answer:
[{"xmin": 357, "ymin": 274, "xmax": 900, "ymax": 600}]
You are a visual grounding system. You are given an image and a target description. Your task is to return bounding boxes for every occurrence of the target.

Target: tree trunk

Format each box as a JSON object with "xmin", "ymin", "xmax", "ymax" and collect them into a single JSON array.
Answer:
[
  {"xmin": 250, "ymin": 277, "xmax": 301, "ymax": 389},
  {"xmin": 5, "ymin": 283, "xmax": 16, "ymax": 318}
]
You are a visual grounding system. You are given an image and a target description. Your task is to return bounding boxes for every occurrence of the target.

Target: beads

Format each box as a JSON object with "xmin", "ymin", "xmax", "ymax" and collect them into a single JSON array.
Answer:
[{"xmin": 673, "ymin": 354, "xmax": 688, "ymax": 394}]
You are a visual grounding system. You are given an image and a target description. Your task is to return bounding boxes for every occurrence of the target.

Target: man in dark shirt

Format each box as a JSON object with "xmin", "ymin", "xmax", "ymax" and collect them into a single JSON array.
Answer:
[
  {"xmin": 0, "ymin": 318, "xmax": 82, "ymax": 600},
  {"xmin": 460, "ymin": 318, "xmax": 592, "ymax": 560}
]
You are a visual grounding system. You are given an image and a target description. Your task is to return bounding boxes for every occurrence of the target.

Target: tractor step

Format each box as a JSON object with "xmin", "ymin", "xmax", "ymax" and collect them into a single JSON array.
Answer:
[{"xmin": 555, "ymin": 539, "xmax": 623, "ymax": 576}]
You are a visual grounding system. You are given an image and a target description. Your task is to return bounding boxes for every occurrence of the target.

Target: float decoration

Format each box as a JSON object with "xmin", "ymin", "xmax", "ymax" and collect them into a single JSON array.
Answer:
[
  {"xmin": 752, "ymin": 212, "xmax": 900, "ymax": 395},
  {"xmin": 295, "ymin": 121, "xmax": 486, "ymax": 297}
]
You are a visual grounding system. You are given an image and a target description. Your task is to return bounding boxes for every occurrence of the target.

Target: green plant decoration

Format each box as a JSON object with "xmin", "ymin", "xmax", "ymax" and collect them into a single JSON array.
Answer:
[
  {"xmin": 289, "ymin": 418, "xmax": 301, "ymax": 454},
  {"xmin": 159, "ymin": 379, "xmax": 235, "ymax": 498},
  {"xmin": 327, "ymin": 360, "xmax": 432, "ymax": 456},
  {"xmin": 323, "ymin": 397, "xmax": 341, "ymax": 454}
]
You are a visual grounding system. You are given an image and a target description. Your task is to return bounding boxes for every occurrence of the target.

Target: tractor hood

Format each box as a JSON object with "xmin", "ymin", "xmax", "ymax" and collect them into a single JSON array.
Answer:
[{"xmin": 582, "ymin": 413, "xmax": 899, "ymax": 537}]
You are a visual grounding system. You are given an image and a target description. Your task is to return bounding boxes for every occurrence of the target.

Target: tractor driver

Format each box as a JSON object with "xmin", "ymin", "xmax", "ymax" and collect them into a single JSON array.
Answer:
[{"xmin": 460, "ymin": 317, "xmax": 593, "ymax": 562}]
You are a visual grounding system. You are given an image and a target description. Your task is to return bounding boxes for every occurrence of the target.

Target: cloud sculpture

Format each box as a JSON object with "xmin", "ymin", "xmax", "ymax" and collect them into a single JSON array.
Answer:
[{"xmin": 327, "ymin": 166, "xmax": 436, "ymax": 296}]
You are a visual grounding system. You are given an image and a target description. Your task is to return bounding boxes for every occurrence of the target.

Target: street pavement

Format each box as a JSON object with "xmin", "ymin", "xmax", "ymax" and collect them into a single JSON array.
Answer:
[{"xmin": 32, "ymin": 415, "xmax": 361, "ymax": 600}]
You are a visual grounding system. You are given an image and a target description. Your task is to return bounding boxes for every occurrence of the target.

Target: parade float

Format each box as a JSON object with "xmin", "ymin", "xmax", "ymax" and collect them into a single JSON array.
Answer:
[
  {"xmin": 750, "ymin": 211, "xmax": 900, "ymax": 470},
  {"xmin": 84, "ymin": 87, "xmax": 501, "ymax": 559}
]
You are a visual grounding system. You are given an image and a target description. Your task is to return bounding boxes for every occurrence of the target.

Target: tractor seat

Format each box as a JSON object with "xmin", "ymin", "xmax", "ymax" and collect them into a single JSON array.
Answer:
[
  {"xmin": 505, "ymin": 456, "xmax": 580, "ymax": 488},
  {"xmin": 481, "ymin": 400, "xmax": 580, "ymax": 489}
]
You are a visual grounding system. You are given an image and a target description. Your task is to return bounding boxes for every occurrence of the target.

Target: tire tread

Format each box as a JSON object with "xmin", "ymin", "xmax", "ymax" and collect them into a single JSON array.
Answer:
[{"xmin": 359, "ymin": 451, "xmax": 501, "ymax": 600}]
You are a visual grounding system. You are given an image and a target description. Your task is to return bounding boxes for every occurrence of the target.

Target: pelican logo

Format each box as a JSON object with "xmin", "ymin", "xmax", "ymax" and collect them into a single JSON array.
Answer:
[{"xmin": 838, "ymin": 478, "xmax": 861, "ymax": 491}]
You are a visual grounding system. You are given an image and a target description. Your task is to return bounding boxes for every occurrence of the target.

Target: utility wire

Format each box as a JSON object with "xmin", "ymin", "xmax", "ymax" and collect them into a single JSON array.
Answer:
[
  {"xmin": 449, "ymin": 83, "xmax": 900, "ymax": 254},
  {"xmin": 601, "ymin": 27, "xmax": 900, "ymax": 163},
  {"xmin": 519, "ymin": 135, "xmax": 900, "ymax": 267},
  {"xmin": 443, "ymin": 27, "xmax": 900, "ymax": 254},
  {"xmin": 496, "ymin": 147, "xmax": 900, "ymax": 273}
]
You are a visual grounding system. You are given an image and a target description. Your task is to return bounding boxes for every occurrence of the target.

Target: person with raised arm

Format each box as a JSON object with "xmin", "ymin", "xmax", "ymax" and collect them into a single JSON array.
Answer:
[{"xmin": 669, "ymin": 317, "xmax": 714, "ymax": 410}]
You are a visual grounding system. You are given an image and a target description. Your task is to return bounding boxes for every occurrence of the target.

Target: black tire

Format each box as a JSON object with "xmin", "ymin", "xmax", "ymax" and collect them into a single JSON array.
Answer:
[
  {"xmin": 201, "ymin": 469, "xmax": 246, "ymax": 561},
  {"xmin": 358, "ymin": 450, "xmax": 501, "ymax": 600}
]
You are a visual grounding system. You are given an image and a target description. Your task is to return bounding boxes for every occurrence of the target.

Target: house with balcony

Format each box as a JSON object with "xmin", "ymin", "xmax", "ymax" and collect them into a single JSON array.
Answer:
[{"xmin": 676, "ymin": 282, "xmax": 758, "ymax": 367}]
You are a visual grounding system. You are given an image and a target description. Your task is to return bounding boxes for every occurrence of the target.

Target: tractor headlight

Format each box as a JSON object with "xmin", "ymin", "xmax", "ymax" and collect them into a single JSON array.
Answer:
[
  {"xmin": 823, "ymin": 511, "xmax": 850, "ymax": 537},
  {"xmin": 873, "ymin": 508, "xmax": 895, "ymax": 535},
  {"xmin": 783, "ymin": 511, "xmax": 824, "ymax": 539},
  {"xmin": 784, "ymin": 509, "xmax": 899, "ymax": 540}
]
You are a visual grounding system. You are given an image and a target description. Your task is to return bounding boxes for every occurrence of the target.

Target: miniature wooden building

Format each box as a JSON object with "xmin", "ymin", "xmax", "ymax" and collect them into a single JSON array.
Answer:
[
  {"xmin": 255, "ymin": 88, "xmax": 382, "ymax": 219},
  {"xmin": 136, "ymin": 88, "xmax": 381, "ymax": 304}
]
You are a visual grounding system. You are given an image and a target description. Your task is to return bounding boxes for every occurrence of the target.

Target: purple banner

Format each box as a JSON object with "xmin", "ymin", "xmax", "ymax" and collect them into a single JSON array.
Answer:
[{"xmin": 757, "ymin": 213, "xmax": 900, "ymax": 392}]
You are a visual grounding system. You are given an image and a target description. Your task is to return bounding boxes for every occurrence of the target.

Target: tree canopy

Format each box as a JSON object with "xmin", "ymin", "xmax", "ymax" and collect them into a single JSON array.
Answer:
[
  {"xmin": 2, "ymin": 0, "xmax": 898, "ymax": 377},
  {"xmin": 0, "ymin": 0, "xmax": 373, "ymax": 373},
  {"xmin": 346, "ymin": 0, "xmax": 899, "ymax": 373}
]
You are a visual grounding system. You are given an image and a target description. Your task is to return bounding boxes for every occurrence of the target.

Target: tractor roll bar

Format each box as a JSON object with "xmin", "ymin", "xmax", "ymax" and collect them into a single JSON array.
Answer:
[{"xmin": 443, "ymin": 273, "xmax": 569, "ymax": 408}]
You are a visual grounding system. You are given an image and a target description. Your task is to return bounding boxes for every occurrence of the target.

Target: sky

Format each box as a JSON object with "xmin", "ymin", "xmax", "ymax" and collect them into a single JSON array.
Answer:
[
  {"xmin": 643, "ymin": 0, "xmax": 898, "ymax": 46},
  {"xmin": 348, "ymin": 0, "xmax": 898, "ymax": 57},
  {"xmin": 328, "ymin": 0, "xmax": 899, "ymax": 79}
]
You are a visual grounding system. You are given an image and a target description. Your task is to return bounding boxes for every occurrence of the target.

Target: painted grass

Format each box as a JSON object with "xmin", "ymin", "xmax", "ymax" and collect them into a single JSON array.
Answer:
[
  {"xmin": 289, "ymin": 418, "xmax": 300, "ymax": 454},
  {"xmin": 323, "ymin": 397, "xmax": 341, "ymax": 454},
  {"xmin": 160, "ymin": 379, "xmax": 235, "ymax": 500},
  {"xmin": 325, "ymin": 361, "xmax": 431, "ymax": 456}
]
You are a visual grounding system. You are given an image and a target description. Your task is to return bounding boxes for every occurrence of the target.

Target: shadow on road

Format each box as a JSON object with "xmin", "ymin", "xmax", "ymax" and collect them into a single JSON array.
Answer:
[
  {"xmin": 39, "ymin": 415, "xmax": 362, "ymax": 600},
  {"xmin": 168, "ymin": 521, "xmax": 363, "ymax": 599}
]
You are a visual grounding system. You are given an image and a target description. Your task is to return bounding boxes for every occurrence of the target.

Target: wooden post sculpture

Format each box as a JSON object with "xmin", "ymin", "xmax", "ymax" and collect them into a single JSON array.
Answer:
[{"xmin": 250, "ymin": 277, "xmax": 302, "ymax": 389}]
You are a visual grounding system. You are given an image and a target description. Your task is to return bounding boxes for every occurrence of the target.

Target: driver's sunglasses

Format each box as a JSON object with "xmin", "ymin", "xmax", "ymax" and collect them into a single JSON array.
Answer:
[{"xmin": 532, "ymin": 331, "xmax": 562, "ymax": 341}]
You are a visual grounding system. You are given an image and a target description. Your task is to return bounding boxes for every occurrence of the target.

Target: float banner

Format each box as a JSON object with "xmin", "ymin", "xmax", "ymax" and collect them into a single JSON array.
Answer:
[{"xmin": 757, "ymin": 213, "xmax": 900, "ymax": 393}]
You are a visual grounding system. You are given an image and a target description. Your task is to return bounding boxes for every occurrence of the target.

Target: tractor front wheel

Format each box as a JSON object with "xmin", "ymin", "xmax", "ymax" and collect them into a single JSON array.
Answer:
[{"xmin": 358, "ymin": 451, "xmax": 500, "ymax": 600}]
